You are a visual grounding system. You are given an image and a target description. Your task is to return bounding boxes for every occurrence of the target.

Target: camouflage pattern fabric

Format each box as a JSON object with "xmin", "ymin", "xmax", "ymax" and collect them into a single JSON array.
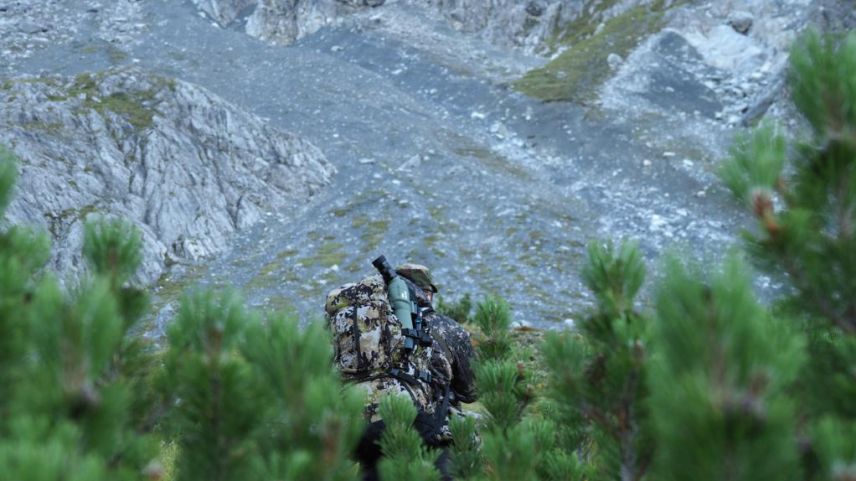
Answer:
[
  {"xmin": 423, "ymin": 310, "xmax": 478, "ymax": 443},
  {"xmin": 354, "ymin": 376, "xmax": 431, "ymax": 423},
  {"xmin": 425, "ymin": 312, "xmax": 478, "ymax": 404},
  {"xmin": 395, "ymin": 263, "xmax": 438, "ymax": 293},
  {"xmin": 325, "ymin": 275, "xmax": 439, "ymax": 418}
]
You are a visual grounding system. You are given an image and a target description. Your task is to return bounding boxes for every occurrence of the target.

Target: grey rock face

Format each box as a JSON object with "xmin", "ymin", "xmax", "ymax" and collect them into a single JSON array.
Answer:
[
  {"xmin": 601, "ymin": 0, "xmax": 813, "ymax": 130},
  {"xmin": 0, "ymin": 68, "xmax": 335, "ymax": 284},
  {"xmin": 194, "ymin": 0, "xmax": 257, "ymax": 27},
  {"xmin": 193, "ymin": 0, "xmax": 383, "ymax": 44},
  {"xmin": 0, "ymin": 0, "xmax": 145, "ymax": 65},
  {"xmin": 811, "ymin": 0, "xmax": 856, "ymax": 32},
  {"xmin": 412, "ymin": 0, "xmax": 582, "ymax": 51},
  {"xmin": 192, "ymin": 0, "xmax": 583, "ymax": 52}
]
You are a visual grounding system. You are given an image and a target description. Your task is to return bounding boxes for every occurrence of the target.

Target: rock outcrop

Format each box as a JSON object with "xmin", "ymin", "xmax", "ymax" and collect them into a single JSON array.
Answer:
[
  {"xmin": 412, "ymin": 0, "xmax": 584, "ymax": 52},
  {"xmin": 192, "ymin": 0, "xmax": 585, "ymax": 51},
  {"xmin": 193, "ymin": 0, "xmax": 384, "ymax": 45},
  {"xmin": 596, "ymin": 0, "xmax": 813, "ymax": 131},
  {"xmin": 0, "ymin": 68, "xmax": 335, "ymax": 284}
]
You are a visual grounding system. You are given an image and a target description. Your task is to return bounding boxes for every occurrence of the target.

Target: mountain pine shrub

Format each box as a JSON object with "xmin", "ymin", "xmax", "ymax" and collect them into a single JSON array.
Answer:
[
  {"xmin": 0, "ymin": 146, "xmax": 160, "ymax": 480},
  {"xmin": 377, "ymin": 394, "xmax": 441, "ymax": 481},
  {"xmin": 437, "ymin": 293, "xmax": 473, "ymax": 325},
  {"xmin": 159, "ymin": 290, "xmax": 366, "ymax": 481},
  {"xmin": 720, "ymin": 30, "xmax": 856, "ymax": 480},
  {"xmin": 648, "ymin": 256, "xmax": 804, "ymax": 481},
  {"xmin": 542, "ymin": 241, "xmax": 649, "ymax": 481}
]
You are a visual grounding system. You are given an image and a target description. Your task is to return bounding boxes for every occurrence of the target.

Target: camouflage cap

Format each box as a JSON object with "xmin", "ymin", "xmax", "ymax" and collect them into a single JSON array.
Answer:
[{"xmin": 395, "ymin": 263, "xmax": 438, "ymax": 293}]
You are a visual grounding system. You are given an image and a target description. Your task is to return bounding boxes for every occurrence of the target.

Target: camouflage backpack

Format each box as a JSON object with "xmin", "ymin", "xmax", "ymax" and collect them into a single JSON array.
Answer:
[{"xmin": 325, "ymin": 274, "xmax": 436, "ymax": 416}]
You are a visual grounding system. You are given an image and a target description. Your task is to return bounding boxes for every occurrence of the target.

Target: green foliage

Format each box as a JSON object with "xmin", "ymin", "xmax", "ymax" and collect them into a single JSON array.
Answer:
[
  {"xmin": 789, "ymin": 32, "xmax": 856, "ymax": 138},
  {"xmin": 0, "ymin": 147, "xmax": 161, "ymax": 481},
  {"xmin": 544, "ymin": 240, "xmax": 650, "ymax": 481},
  {"xmin": 719, "ymin": 31, "xmax": 856, "ymax": 481},
  {"xmin": 649, "ymin": 255, "xmax": 804, "ymax": 481},
  {"xmin": 810, "ymin": 418, "xmax": 856, "ymax": 481},
  {"xmin": 720, "ymin": 31, "xmax": 856, "ymax": 335},
  {"xmin": 437, "ymin": 292, "xmax": 473, "ymax": 324},
  {"xmin": 377, "ymin": 395, "xmax": 440, "ymax": 481},
  {"xmin": 476, "ymin": 359, "xmax": 531, "ymax": 433},
  {"xmin": 449, "ymin": 415, "xmax": 481, "ymax": 479},
  {"xmin": 474, "ymin": 296, "xmax": 513, "ymax": 361},
  {"xmin": 160, "ymin": 291, "xmax": 263, "ymax": 481},
  {"xmin": 241, "ymin": 314, "xmax": 365, "ymax": 481},
  {"xmin": 161, "ymin": 291, "xmax": 364, "ymax": 481},
  {"xmin": 455, "ymin": 292, "xmax": 568, "ymax": 481},
  {"xmin": 0, "ymin": 144, "xmax": 16, "ymax": 214},
  {"xmin": 84, "ymin": 218, "xmax": 143, "ymax": 286},
  {"xmin": 480, "ymin": 421, "xmax": 537, "ymax": 481},
  {"xmin": 720, "ymin": 124, "xmax": 787, "ymax": 209},
  {"xmin": 798, "ymin": 326, "xmax": 856, "ymax": 420},
  {"xmin": 582, "ymin": 240, "xmax": 645, "ymax": 320}
]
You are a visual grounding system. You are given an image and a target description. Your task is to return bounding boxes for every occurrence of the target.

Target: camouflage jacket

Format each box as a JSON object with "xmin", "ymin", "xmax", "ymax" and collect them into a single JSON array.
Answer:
[
  {"xmin": 348, "ymin": 312, "xmax": 476, "ymax": 443},
  {"xmin": 424, "ymin": 311, "xmax": 478, "ymax": 405}
]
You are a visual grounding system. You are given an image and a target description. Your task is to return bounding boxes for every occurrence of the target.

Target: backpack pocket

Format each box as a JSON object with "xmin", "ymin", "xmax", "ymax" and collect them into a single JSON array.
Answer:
[{"xmin": 331, "ymin": 300, "xmax": 402, "ymax": 375}]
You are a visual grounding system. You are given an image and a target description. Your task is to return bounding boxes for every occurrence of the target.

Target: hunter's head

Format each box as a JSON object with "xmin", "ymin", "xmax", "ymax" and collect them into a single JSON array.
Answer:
[{"xmin": 395, "ymin": 263, "xmax": 437, "ymax": 303}]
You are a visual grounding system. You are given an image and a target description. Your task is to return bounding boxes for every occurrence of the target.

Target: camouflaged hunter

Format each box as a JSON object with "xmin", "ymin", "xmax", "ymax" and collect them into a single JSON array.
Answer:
[
  {"xmin": 326, "ymin": 257, "xmax": 477, "ymax": 481},
  {"xmin": 325, "ymin": 258, "xmax": 476, "ymax": 432},
  {"xmin": 324, "ymin": 266, "xmax": 436, "ymax": 421}
]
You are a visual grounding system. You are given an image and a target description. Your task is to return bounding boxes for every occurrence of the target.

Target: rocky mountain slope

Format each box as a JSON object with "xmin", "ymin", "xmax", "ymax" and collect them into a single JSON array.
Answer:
[
  {"xmin": 192, "ymin": 0, "xmax": 585, "ymax": 50},
  {"xmin": 1, "ymin": 0, "xmax": 853, "ymax": 329},
  {"xmin": 0, "ymin": 68, "xmax": 334, "ymax": 284}
]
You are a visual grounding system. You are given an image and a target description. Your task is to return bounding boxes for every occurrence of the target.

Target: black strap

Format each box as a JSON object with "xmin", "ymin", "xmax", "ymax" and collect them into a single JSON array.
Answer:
[
  {"xmin": 351, "ymin": 307, "xmax": 364, "ymax": 371},
  {"xmin": 412, "ymin": 385, "xmax": 453, "ymax": 447},
  {"xmin": 388, "ymin": 368, "xmax": 432, "ymax": 386},
  {"xmin": 432, "ymin": 385, "xmax": 452, "ymax": 429}
]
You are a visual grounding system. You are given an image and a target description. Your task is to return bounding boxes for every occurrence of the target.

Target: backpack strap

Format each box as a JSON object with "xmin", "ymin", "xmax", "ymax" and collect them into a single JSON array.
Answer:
[
  {"xmin": 350, "ymin": 307, "xmax": 365, "ymax": 371},
  {"xmin": 432, "ymin": 385, "xmax": 452, "ymax": 429},
  {"xmin": 413, "ymin": 385, "xmax": 453, "ymax": 447},
  {"xmin": 387, "ymin": 367, "xmax": 432, "ymax": 386}
]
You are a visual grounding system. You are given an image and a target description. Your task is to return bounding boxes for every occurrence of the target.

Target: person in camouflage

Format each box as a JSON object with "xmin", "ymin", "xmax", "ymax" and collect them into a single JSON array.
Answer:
[
  {"xmin": 394, "ymin": 264, "xmax": 478, "ymax": 407},
  {"xmin": 352, "ymin": 263, "xmax": 478, "ymax": 481}
]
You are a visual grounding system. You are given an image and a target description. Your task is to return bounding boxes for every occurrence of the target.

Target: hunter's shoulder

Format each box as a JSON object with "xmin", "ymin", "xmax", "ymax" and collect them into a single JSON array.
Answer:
[
  {"xmin": 428, "ymin": 312, "xmax": 462, "ymax": 332},
  {"xmin": 428, "ymin": 313, "xmax": 472, "ymax": 344}
]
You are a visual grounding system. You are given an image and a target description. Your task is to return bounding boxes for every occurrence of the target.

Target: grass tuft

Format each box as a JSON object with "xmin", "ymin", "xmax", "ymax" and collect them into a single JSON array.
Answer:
[{"xmin": 514, "ymin": 2, "xmax": 673, "ymax": 104}]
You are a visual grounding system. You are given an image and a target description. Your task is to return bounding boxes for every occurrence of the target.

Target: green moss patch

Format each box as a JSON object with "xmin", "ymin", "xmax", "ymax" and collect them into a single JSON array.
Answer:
[
  {"xmin": 439, "ymin": 129, "xmax": 531, "ymax": 180},
  {"xmin": 151, "ymin": 263, "xmax": 209, "ymax": 314},
  {"xmin": 246, "ymin": 248, "xmax": 298, "ymax": 290},
  {"xmin": 20, "ymin": 120, "xmax": 64, "ymax": 135},
  {"xmin": 352, "ymin": 215, "xmax": 390, "ymax": 251},
  {"xmin": 68, "ymin": 72, "xmax": 175, "ymax": 131},
  {"xmin": 298, "ymin": 241, "xmax": 346, "ymax": 269},
  {"xmin": 515, "ymin": 2, "xmax": 671, "ymax": 104}
]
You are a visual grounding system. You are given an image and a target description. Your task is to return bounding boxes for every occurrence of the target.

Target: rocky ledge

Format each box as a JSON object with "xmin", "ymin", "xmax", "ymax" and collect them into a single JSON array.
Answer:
[
  {"xmin": 0, "ymin": 67, "xmax": 335, "ymax": 284},
  {"xmin": 192, "ymin": 0, "xmax": 585, "ymax": 50},
  {"xmin": 192, "ymin": 0, "xmax": 384, "ymax": 45}
]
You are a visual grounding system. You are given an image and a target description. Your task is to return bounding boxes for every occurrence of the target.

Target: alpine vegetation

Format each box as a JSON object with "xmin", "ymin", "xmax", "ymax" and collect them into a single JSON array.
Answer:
[{"xmin": 1, "ymin": 30, "xmax": 856, "ymax": 481}]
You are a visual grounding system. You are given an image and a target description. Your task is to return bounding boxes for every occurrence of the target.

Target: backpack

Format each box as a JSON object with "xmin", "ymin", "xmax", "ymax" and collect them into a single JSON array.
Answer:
[{"xmin": 325, "ymin": 275, "xmax": 436, "ymax": 413}]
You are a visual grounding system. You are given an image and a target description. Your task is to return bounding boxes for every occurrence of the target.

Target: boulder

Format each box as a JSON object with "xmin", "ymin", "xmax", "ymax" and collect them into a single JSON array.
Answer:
[{"xmin": 728, "ymin": 10, "xmax": 754, "ymax": 35}]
